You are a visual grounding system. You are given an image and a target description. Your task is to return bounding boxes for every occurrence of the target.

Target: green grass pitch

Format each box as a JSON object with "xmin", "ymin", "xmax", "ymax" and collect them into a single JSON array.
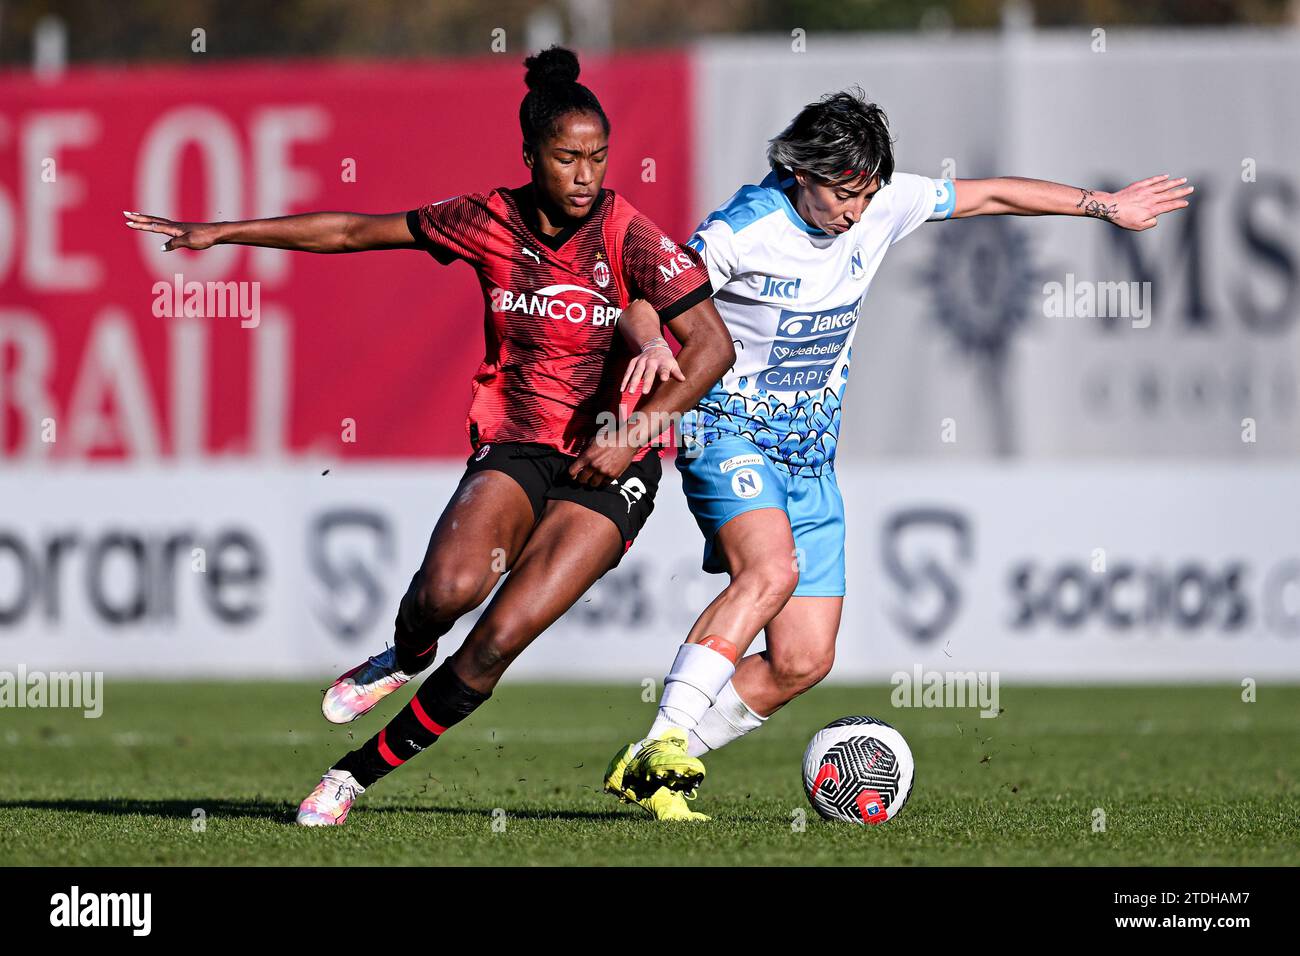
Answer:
[{"xmin": 1, "ymin": 681, "xmax": 1296, "ymax": 866}]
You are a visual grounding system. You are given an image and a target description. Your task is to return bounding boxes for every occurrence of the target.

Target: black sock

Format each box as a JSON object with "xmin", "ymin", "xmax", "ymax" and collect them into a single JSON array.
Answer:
[
  {"xmin": 334, "ymin": 660, "xmax": 490, "ymax": 788},
  {"xmin": 394, "ymin": 615, "xmax": 452, "ymax": 675},
  {"xmin": 392, "ymin": 579, "xmax": 455, "ymax": 675}
]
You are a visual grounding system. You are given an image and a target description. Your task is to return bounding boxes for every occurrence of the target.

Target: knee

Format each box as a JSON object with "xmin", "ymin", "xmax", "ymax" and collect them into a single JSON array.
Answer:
[
  {"xmin": 731, "ymin": 560, "xmax": 799, "ymax": 615},
  {"xmin": 770, "ymin": 647, "xmax": 835, "ymax": 696},
  {"xmin": 407, "ymin": 568, "xmax": 487, "ymax": 623},
  {"xmin": 460, "ymin": 621, "xmax": 524, "ymax": 676}
]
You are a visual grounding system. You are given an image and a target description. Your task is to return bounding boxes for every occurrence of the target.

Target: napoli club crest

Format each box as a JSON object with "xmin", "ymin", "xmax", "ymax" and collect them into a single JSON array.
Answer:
[
  {"xmin": 593, "ymin": 260, "xmax": 611, "ymax": 288},
  {"xmin": 849, "ymin": 247, "xmax": 865, "ymax": 280}
]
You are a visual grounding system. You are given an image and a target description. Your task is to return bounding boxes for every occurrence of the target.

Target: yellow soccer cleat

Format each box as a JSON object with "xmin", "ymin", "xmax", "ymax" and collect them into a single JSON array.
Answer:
[
  {"xmin": 604, "ymin": 745, "xmax": 709, "ymax": 820},
  {"xmin": 604, "ymin": 729, "xmax": 709, "ymax": 821},
  {"xmin": 603, "ymin": 741, "xmax": 642, "ymax": 803},
  {"xmin": 622, "ymin": 727, "xmax": 706, "ymax": 796},
  {"xmin": 636, "ymin": 785, "xmax": 710, "ymax": 821}
]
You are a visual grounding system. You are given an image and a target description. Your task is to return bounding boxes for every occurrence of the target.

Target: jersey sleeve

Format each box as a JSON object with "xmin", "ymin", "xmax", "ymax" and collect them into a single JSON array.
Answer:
[
  {"xmin": 620, "ymin": 212, "xmax": 713, "ymax": 323},
  {"xmin": 406, "ymin": 195, "xmax": 484, "ymax": 265},
  {"xmin": 685, "ymin": 216, "xmax": 742, "ymax": 294},
  {"xmin": 886, "ymin": 173, "xmax": 956, "ymax": 245}
]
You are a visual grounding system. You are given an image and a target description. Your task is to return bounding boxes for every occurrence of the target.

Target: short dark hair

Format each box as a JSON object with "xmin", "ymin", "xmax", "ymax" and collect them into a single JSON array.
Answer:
[
  {"xmin": 519, "ymin": 46, "xmax": 610, "ymax": 155},
  {"xmin": 767, "ymin": 88, "xmax": 895, "ymax": 188}
]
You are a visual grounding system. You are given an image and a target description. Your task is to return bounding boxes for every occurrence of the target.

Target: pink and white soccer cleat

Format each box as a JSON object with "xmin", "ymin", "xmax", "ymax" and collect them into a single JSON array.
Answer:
[
  {"xmin": 321, "ymin": 646, "xmax": 413, "ymax": 724},
  {"xmin": 296, "ymin": 769, "xmax": 365, "ymax": 827}
]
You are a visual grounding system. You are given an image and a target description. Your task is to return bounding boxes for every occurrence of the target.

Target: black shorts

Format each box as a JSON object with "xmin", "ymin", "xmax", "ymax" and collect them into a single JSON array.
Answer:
[{"xmin": 463, "ymin": 441, "xmax": 661, "ymax": 555}]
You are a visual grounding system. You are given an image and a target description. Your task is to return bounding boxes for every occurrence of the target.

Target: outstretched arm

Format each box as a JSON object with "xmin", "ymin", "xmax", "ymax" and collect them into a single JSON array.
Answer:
[
  {"xmin": 123, "ymin": 210, "xmax": 420, "ymax": 253},
  {"xmin": 950, "ymin": 174, "xmax": 1193, "ymax": 231}
]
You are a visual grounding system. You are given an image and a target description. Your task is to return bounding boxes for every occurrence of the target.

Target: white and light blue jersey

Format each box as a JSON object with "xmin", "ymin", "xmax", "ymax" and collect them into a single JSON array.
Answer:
[{"xmin": 679, "ymin": 170, "xmax": 955, "ymax": 476}]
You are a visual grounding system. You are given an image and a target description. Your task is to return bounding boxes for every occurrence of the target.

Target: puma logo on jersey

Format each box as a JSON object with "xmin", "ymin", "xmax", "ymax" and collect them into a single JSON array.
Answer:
[{"xmin": 521, "ymin": 246, "xmax": 541, "ymax": 264}]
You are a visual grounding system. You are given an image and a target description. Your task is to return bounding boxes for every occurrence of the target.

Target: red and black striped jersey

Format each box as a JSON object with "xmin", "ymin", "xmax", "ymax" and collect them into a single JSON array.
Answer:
[{"xmin": 406, "ymin": 185, "xmax": 711, "ymax": 458}]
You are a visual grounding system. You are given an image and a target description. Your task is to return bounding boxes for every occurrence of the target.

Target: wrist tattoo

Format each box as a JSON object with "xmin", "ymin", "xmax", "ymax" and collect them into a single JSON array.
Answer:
[{"xmin": 1076, "ymin": 188, "xmax": 1118, "ymax": 223}]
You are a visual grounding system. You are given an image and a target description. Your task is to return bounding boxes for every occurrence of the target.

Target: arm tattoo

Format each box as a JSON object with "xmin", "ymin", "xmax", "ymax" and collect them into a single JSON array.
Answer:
[{"xmin": 1076, "ymin": 188, "xmax": 1118, "ymax": 223}]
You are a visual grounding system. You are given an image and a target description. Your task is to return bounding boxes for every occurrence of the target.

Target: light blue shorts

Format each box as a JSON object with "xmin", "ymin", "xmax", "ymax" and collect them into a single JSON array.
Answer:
[{"xmin": 676, "ymin": 436, "xmax": 846, "ymax": 597}]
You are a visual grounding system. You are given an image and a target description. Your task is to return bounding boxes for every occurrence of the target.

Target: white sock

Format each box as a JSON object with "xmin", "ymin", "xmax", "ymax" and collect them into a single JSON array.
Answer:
[
  {"xmin": 687, "ymin": 680, "xmax": 766, "ymax": 757},
  {"xmin": 644, "ymin": 641, "xmax": 736, "ymax": 743}
]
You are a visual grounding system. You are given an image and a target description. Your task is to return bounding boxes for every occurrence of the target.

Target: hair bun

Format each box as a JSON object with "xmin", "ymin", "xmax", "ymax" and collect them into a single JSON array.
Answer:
[{"xmin": 523, "ymin": 46, "xmax": 581, "ymax": 90}]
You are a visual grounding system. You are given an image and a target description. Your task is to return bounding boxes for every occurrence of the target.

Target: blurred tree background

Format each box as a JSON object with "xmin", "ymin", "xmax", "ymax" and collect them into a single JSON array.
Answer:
[{"xmin": 1, "ymin": 0, "xmax": 1297, "ymax": 66}]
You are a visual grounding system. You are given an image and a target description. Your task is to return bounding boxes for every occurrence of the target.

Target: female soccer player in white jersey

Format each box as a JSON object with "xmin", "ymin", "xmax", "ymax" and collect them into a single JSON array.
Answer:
[{"xmin": 604, "ymin": 88, "xmax": 1193, "ymax": 820}]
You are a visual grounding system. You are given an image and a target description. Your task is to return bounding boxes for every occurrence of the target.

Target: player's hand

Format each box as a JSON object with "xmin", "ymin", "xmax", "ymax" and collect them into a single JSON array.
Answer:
[
  {"xmin": 621, "ymin": 338, "xmax": 685, "ymax": 396},
  {"xmin": 568, "ymin": 436, "xmax": 638, "ymax": 488},
  {"xmin": 1082, "ymin": 175, "xmax": 1193, "ymax": 231},
  {"xmin": 123, "ymin": 212, "xmax": 223, "ymax": 251}
]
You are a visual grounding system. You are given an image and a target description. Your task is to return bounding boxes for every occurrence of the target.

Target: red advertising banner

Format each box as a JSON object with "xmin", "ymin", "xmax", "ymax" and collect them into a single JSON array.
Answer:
[{"xmin": 0, "ymin": 53, "xmax": 693, "ymax": 460}]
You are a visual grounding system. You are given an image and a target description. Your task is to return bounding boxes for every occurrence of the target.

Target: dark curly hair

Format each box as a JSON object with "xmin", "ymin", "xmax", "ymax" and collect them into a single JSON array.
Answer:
[
  {"xmin": 767, "ymin": 87, "xmax": 895, "ymax": 188},
  {"xmin": 519, "ymin": 46, "xmax": 610, "ymax": 156}
]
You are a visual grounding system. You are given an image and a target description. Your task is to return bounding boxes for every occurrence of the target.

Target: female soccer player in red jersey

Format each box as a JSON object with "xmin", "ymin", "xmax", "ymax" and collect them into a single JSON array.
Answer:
[{"xmin": 124, "ymin": 47, "xmax": 734, "ymax": 825}]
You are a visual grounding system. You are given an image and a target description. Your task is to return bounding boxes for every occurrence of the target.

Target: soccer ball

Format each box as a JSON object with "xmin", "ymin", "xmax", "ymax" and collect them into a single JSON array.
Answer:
[{"xmin": 802, "ymin": 716, "xmax": 914, "ymax": 825}]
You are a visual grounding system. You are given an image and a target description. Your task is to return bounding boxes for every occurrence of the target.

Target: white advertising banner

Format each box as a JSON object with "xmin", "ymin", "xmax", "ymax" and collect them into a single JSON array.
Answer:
[{"xmin": 2, "ymin": 464, "xmax": 1296, "ymax": 681}]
